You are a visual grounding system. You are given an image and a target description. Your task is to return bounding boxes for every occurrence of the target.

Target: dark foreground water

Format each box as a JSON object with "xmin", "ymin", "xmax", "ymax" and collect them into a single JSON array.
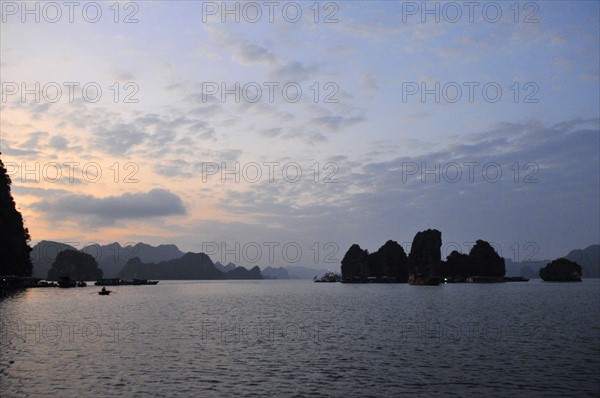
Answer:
[{"xmin": 1, "ymin": 279, "xmax": 599, "ymax": 397}]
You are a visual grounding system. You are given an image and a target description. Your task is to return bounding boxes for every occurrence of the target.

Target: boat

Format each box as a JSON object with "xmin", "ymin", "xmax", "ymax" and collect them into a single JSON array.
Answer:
[
  {"xmin": 98, "ymin": 287, "xmax": 111, "ymax": 295},
  {"xmin": 408, "ymin": 274, "xmax": 441, "ymax": 286},
  {"xmin": 58, "ymin": 276, "xmax": 77, "ymax": 288},
  {"xmin": 95, "ymin": 278, "xmax": 159, "ymax": 286},
  {"xmin": 131, "ymin": 279, "xmax": 159, "ymax": 285},
  {"xmin": 95, "ymin": 278, "xmax": 122, "ymax": 286},
  {"xmin": 503, "ymin": 276, "xmax": 529, "ymax": 282},
  {"xmin": 76, "ymin": 281, "xmax": 87, "ymax": 287},
  {"xmin": 33, "ymin": 280, "xmax": 58, "ymax": 288},
  {"xmin": 314, "ymin": 272, "xmax": 341, "ymax": 282},
  {"xmin": 466, "ymin": 276, "xmax": 504, "ymax": 283}
]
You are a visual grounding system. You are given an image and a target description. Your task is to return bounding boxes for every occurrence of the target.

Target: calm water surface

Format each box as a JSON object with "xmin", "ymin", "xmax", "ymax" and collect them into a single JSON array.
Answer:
[{"xmin": 1, "ymin": 280, "xmax": 599, "ymax": 397}]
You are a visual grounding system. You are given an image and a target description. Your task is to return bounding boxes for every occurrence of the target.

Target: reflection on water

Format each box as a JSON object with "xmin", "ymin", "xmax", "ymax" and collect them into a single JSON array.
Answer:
[{"xmin": 1, "ymin": 280, "xmax": 599, "ymax": 397}]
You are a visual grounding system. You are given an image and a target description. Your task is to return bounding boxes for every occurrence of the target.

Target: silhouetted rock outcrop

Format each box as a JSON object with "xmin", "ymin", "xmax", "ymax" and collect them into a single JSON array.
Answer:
[
  {"xmin": 468, "ymin": 240, "xmax": 505, "ymax": 277},
  {"xmin": 408, "ymin": 229, "xmax": 442, "ymax": 276},
  {"xmin": 440, "ymin": 240, "xmax": 505, "ymax": 279},
  {"xmin": 31, "ymin": 241, "xmax": 78, "ymax": 278},
  {"xmin": 341, "ymin": 244, "xmax": 369, "ymax": 282},
  {"xmin": 368, "ymin": 240, "xmax": 408, "ymax": 282},
  {"xmin": 47, "ymin": 250, "xmax": 103, "ymax": 281},
  {"xmin": 340, "ymin": 240, "xmax": 408, "ymax": 282},
  {"xmin": 441, "ymin": 251, "xmax": 472, "ymax": 279},
  {"xmin": 540, "ymin": 258, "xmax": 582, "ymax": 281},
  {"xmin": 0, "ymin": 155, "xmax": 33, "ymax": 277}
]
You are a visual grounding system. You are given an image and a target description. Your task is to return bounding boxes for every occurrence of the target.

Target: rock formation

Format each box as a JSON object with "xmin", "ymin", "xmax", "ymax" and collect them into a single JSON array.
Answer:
[
  {"xmin": 408, "ymin": 229, "xmax": 442, "ymax": 276},
  {"xmin": 341, "ymin": 240, "xmax": 408, "ymax": 282},
  {"xmin": 539, "ymin": 258, "xmax": 582, "ymax": 281},
  {"xmin": 341, "ymin": 244, "xmax": 369, "ymax": 282},
  {"xmin": 368, "ymin": 240, "xmax": 408, "ymax": 282},
  {"xmin": 47, "ymin": 250, "xmax": 103, "ymax": 281},
  {"xmin": 468, "ymin": 240, "xmax": 505, "ymax": 277},
  {"xmin": 0, "ymin": 155, "xmax": 33, "ymax": 277}
]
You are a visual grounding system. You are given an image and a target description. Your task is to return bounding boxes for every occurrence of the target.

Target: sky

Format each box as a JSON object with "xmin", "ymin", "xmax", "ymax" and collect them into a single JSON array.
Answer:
[{"xmin": 1, "ymin": 1, "xmax": 599, "ymax": 270}]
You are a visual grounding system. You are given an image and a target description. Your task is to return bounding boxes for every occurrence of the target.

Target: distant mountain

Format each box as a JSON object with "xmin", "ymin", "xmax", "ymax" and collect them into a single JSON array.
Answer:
[
  {"xmin": 261, "ymin": 266, "xmax": 290, "ymax": 279},
  {"xmin": 118, "ymin": 253, "xmax": 263, "ymax": 280},
  {"xmin": 565, "ymin": 245, "xmax": 600, "ymax": 278},
  {"xmin": 223, "ymin": 266, "xmax": 263, "ymax": 280},
  {"xmin": 31, "ymin": 241, "xmax": 184, "ymax": 278},
  {"xmin": 119, "ymin": 253, "xmax": 221, "ymax": 279},
  {"xmin": 82, "ymin": 242, "xmax": 184, "ymax": 277},
  {"xmin": 30, "ymin": 241, "xmax": 78, "ymax": 278},
  {"xmin": 504, "ymin": 259, "xmax": 549, "ymax": 278},
  {"xmin": 214, "ymin": 261, "xmax": 237, "ymax": 273},
  {"xmin": 503, "ymin": 244, "xmax": 599, "ymax": 278}
]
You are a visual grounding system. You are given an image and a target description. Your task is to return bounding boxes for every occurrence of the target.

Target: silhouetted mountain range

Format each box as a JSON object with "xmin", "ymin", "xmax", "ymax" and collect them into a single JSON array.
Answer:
[
  {"xmin": 214, "ymin": 261, "xmax": 237, "ymax": 273},
  {"xmin": 30, "ymin": 241, "xmax": 185, "ymax": 278},
  {"xmin": 118, "ymin": 253, "xmax": 262, "ymax": 280},
  {"xmin": 30, "ymin": 241, "xmax": 331, "ymax": 280},
  {"xmin": 29, "ymin": 240, "xmax": 598, "ymax": 281},
  {"xmin": 504, "ymin": 244, "xmax": 599, "ymax": 278},
  {"xmin": 81, "ymin": 242, "xmax": 185, "ymax": 277}
]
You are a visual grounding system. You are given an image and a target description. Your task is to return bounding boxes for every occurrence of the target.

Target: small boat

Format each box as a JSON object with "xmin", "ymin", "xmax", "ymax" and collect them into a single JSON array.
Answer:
[
  {"xmin": 95, "ymin": 278, "xmax": 159, "ymax": 286},
  {"xmin": 95, "ymin": 278, "xmax": 122, "ymax": 286},
  {"xmin": 408, "ymin": 274, "xmax": 441, "ymax": 286},
  {"xmin": 35, "ymin": 280, "xmax": 58, "ymax": 288},
  {"xmin": 503, "ymin": 276, "xmax": 529, "ymax": 282},
  {"xmin": 131, "ymin": 279, "xmax": 159, "ymax": 285},
  {"xmin": 314, "ymin": 272, "xmax": 341, "ymax": 282},
  {"xmin": 98, "ymin": 287, "xmax": 111, "ymax": 295},
  {"xmin": 76, "ymin": 281, "xmax": 87, "ymax": 287},
  {"xmin": 58, "ymin": 276, "xmax": 77, "ymax": 288},
  {"xmin": 466, "ymin": 276, "xmax": 504, "ymax": 283}
]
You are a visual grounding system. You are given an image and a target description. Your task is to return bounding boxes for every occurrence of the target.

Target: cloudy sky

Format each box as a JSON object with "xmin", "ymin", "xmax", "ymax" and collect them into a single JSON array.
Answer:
[{"xmin": 1, "ymin": 1, "xmax": 598, "ymax": 269}]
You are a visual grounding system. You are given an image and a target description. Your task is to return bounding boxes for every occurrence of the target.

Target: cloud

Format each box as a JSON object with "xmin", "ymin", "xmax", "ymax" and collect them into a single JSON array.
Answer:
[
  {"xmin": 359, "ymin": 74, "xmax": 379, "ymax": 96},
  {"xmin": 309, "ymin": 114, "xmax": 366, "ymax": 132},
  {"xmin": 154, "ymin": 159, "xmax": 194, "ymax": 178},
  {"xmin": 31, "ymin": 189, "xmax": 187, "ymax": 225},
  {"xmin": 206, "ymin": 25, "xmax": 319, "ymax": 83},
  {"xmin": 258, "ymin": 128, "xmax": 283, "ymax": 138},
  {"xmin": 269, "ymin": 61, "xmax": 320, "ymax": 82},
  {"xmin": 111, "ymin": 68, "xmax": 136, "ymax": 81},
  {"xmin": 0, "ymin": 142, "xmax": 39, "ymax": 156},
  {"xmin": 201, "ymin": 117, "xmax": 598, "ymax": 261},
  {"xmin": 23, "ymin": 131, "xmax": 49, "ymax": 147},
  {"xmin": 48, "ymin": 136, "xmax": 69, "ymax": 150},
  {"xmin": 92, "ymin": 123, "xmax": 149, "ymax": 155},
  {"xmin": 233, "ymin": 42, "xmax": 278, "ymax": 65}
]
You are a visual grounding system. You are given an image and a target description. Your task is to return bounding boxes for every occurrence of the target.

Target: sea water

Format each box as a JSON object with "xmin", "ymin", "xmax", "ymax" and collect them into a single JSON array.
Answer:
[{"xmin": 1, "ymin": 279, "xmax": 599, "ymax": 397}]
